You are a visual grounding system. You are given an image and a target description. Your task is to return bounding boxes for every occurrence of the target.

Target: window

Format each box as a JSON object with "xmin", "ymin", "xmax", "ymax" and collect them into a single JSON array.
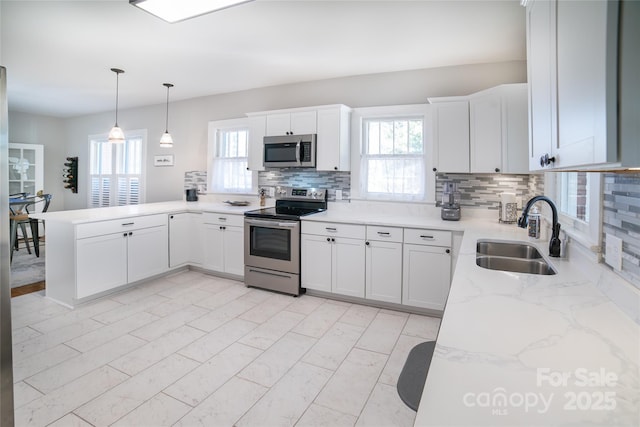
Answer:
[
  {"xmin": 88, "ymin": 131, "xmax": 146, "ymax": 207},
  {"xmin": 351, "ymin": 105, "xmax": 430, "ymax": 202},
  {"xmin": 208, "ymin": 118, "xmax": 256, "ymax": 193}
]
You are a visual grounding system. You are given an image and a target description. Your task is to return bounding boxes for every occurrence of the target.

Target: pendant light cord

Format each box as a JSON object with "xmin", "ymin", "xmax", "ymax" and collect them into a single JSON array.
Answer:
[
  {"xmin": 115, "ymin": 72, "xmax": 119, "ymax": 126},
  {"xmin": 165, "ymin": 85, "xmax": 170, "ymax": 132}
]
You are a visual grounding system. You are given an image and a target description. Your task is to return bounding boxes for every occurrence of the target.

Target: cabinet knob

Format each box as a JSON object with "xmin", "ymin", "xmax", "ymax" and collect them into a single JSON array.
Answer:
[
  {"xmin": 334, "ymin": 166, "xmax": 338, "ymax": 171},
  {"xmin": 539, "ymin": 153, "xmax": 556, "ymax": 167},
  {"xmin": 446, "ymin": 249, "xmax": 450, "ymax": 254},
  {"xmin": 365, "ymin": 241, "xmax": 370, "ymax": 246},
  {"xmin": 495, "ymin": 168, "xmax": 500, "ymax": 173},
  {"xmin": 170, "ymin": 215, "xmax": 174, "ymax": 219},
  {"xmin": 129, "ymin": 232, "xmax": 132, "ymax": 236},
  {"xmin": 327, "ymin": 237, "xmax": 331, "ymax": 242},
  {"xmin": 432, "ymin": 167, "xmax": 437, "ymax": 172},
  {"xmin": 331, "ymin": 238, "xmax": 335, "ymax": 242},
  {"xmin": 123, "ymin": 233, "xmax": 127, "ymax": 237},
  {"xmin": 246, "ymin": 167, "xmax": 249, "ymax": 171}
]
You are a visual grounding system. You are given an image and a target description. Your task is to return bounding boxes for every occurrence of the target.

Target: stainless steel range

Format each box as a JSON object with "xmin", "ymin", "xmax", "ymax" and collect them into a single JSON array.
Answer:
[{"xmin": 244, "ymin": 187, "xmax": 327, "ymax": 296}]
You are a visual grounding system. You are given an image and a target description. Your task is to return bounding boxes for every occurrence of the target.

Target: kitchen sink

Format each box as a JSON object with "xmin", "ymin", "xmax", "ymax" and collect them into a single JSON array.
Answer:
[
  {"xmin": 476, "ymin": 240, "xmax": 543, "ymax": 259},
  {"xmin": 476, "ymin": 239, "xmax": 556, "ymax": 275}
]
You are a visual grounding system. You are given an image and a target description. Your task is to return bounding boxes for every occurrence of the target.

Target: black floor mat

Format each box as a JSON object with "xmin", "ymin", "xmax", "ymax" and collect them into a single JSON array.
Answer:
[{"xmin": 396, "ymin": 341, "xmax": 436, "ymax": 411}]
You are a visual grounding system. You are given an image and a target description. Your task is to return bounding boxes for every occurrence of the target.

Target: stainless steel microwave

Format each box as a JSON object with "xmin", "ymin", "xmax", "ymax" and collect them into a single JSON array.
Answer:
[{"xmin": 263, "ymin": 134, "xmax": 316, "ymax": 168}]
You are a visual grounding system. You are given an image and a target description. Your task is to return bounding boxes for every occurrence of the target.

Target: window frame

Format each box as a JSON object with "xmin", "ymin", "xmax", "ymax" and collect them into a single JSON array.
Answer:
[
  {"xmin": 350, "ymin": 104, "xmax": 434, "ymax": 203},
  {"xmin": 207, "ymin": 118, "xmax": 257, "ymax": 195},
  {"xmin": 87, "ymin": 130, "xmax": 147, "ymax": 208}
]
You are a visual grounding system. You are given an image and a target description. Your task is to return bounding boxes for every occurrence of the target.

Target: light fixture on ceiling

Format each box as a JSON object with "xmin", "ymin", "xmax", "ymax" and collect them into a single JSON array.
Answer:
[
  {"xmin": 160, "ymin": 83, "xmax": 174, "ymax": 148},
  {"xmin": 108, "ymin": 68, "xmax": 125, "ymax": 144},
  {"xmin": 129, "ymin": 0, "xmax": 255, "ymax": 24}
]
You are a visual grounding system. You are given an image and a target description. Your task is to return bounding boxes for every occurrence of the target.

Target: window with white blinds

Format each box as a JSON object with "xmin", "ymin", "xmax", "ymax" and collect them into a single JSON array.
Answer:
[
  {"xmin": 88, "ymin": 131, "xmax": 146, "ymax": 208},
  {"xmin": 208, "ymin": 118, "xmax": 256, "ymax": 194}
]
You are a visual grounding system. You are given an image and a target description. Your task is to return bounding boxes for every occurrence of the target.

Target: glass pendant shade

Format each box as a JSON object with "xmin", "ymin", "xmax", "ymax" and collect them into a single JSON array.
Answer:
[
  {"xmin": 159, "ymin": 131, "xmax": 173, "ymax": 148},
  {"xmin": 108, "ymin": 125, "xmax": 125, "ymax": 143}
]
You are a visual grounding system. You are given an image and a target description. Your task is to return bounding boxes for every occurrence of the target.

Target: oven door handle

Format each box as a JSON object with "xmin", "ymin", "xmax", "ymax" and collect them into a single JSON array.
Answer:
[{"xmin": 245, "ymin": 218, "xmax": 298, "ymax": 228}]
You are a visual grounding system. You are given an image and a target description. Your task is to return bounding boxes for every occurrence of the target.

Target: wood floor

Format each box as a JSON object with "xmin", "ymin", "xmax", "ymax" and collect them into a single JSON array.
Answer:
[{"xmin": 11, "ymin": 281, "xmax": 46, "ymax": 298}]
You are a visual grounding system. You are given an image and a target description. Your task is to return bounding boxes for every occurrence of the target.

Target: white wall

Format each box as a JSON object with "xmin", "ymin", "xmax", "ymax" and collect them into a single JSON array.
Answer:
[{"xmin": 13, "ymin": 60, "xmax": 527, "ymax": 211}]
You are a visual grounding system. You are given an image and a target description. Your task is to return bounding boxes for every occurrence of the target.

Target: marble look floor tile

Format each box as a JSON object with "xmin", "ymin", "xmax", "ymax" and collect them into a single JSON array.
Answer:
[
  {"xmin": 47, "ymin": 413, "xmax": 94, "ymax": 427},
  {"xmin": 378, "ymin": 334, "xmax": 427, "ymax": 386},
  {"xmin": 165, "ymin": 342, "xmax": 262, "ymax": 406},
  {"xmin": 108, "ymin": 279, "xmax": 175, "ymax": 305},
  {"xmin": 155, "ymin": 282, "xmax": 215, "ymax": 302},
  {"xmin": 314, "ymin": 347, "xmax": 389, "ymax": 417},
  {"xmin": 178, "ymin": 318, "xmax": 258, "ymax": 363},
  {"xmin": 339, "ymin": 304, "xmax": 379, "ymax": 328},
  {"xmin": 28, "ymin": 299, "xmax": 123, "ymax": 334},
  {"xmin": 238, "ymin": 310, "xmax": 305, "ymax": 350},
  {"xmin": 74, "ymin": 353, "xmax": 198, "ymax": 426},
  {"xmin": 356, "ymin": 312, "xmax": 407, "ymax": 354},
  {"xmin": 402, "ymin": 314, "xmax": 441, "ymax": 340},
  {"xmin": 187, "ymin": 299, "xmax": 256, "ymax": 332},
  {"xmin": 65, "ymin": 311, "xmax": 159, "ymax": 353},
  {"xmin": 130, "ymin": 304, "xmax": 209, "ymax": 341},
  {"xmin": 12, "ymin": 381, "xmax": 43, "ymax": 409},
  {"xmin": 111, "ymin": 392, "xmax": 192, "ymax": 427},
  {"xmin": 236, "ymin": 362, "xmax": 333, "ymax": 427},
  {"xmin": 302, "ymin": 322, "xmax": 365, "ymax": 370},
  {"xmin": 285, "ymin": 295, "xmax": 326, "ymax": 315},
  {"xmin": 238, "ymin": 293, "xmax": 294, "ymax": 324},
  {"xmin": 11, "ymin": 303, "xmax": 71, "ymax": 330},
  {"xmin": 193, "ymin": 284, "xmax": 250, "ymax": 310},
  {"xmin": 355, "ymin": 383, "xmax": 416, "ymax": 427},
  {"xmin": 235, "ymin": 287, "xmax": 277, "ymax": 304},
  {"xmin": 379, "ymin": 308, "xmax": 410, "ymax": 318},
  {"xmin": 14, "ymin": 365, "xmax": 128, "ymax": 427},
  {"xmin": 296, "ymin": 403, "xmax": 358, "ymax": 427},
  {"xmin": 25, "ymin": 334, "xmax": 145, "ymax": 394},
  {"xmin": 13, "ymin": 318, "xmax": 103, "ymax": 362},
  {"xmin": 110, "ymin": 325, "xmax": 205, "ymax": 376},
  {"xmin": 193, "ymin": 276, "xmax": 238, "ymax": 294},
  {"xmin": 90, "ymin": 294, "xmax": 168, "ymax": 325},
  {"xmin": 292, "ymin": 302, "xmax": 349, "ymax": 338},
  {"xmin": 163, "ymin": 270, "xmax": 205, "ymax": 284},
  {"xmin": 13, "ymin": 343, "xmax": 80, "ymax": 382},
  {"xmin": 237, "ymin": 332, "xmax": 316, "ymax": 388},
  {"xmin": 12, "ymin": 326, "xmax": 42, "ymax": 345},
  {"xmin": 174, "ymin": 377, "xmax": 267, "ymax": 427}
]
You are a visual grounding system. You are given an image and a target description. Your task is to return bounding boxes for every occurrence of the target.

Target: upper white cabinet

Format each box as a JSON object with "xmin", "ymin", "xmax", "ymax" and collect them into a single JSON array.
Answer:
[
  {"xmin": 469, "ymin": 84, "xmax": 529, "ymax": 174},
  {"xmin": 266, "ymin": 110, "xmax": 317, "ymax": 136},
  {"xmin": 526, "ymin": 0, "xmax": 622, "ymax": 170},
  {"xmin": 316, "ymin": 105, "xmax": 351, "ymax": 171},
  {"xmin": 430, "ymin": 100, "xmax": 470, "ymax": 173},
  {"xmin": 247, "ymin": 115, "xmax": 266, "ymax": 171},
  {"xmin": 8, "ymin": 143, "xmax": 44, "ymax": 196}
]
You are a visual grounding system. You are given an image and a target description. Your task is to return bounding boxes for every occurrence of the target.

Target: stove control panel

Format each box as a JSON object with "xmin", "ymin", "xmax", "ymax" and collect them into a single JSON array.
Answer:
[{"xmin": 276, "ymin": 186, "xmax": 327, "ymax": 200}]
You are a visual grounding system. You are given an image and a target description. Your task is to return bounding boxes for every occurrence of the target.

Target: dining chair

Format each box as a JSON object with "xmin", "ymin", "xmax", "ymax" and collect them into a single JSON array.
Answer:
[{"xmin": 12, "ymin": 193, "xmax": 52, "ymax": 258}]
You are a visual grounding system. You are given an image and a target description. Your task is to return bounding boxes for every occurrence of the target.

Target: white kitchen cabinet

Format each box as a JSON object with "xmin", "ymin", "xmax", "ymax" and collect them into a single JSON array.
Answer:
[
  {"xmin": 316, "ymin": 105, "xmax": 351, "ymax": 171},
  {"xmin": 365, "ymin": 226, "xmax": 403, "ymax": 304},
  {"xmin": 75, "ymin": 214, "xmax": 168, "ymax": 300},
  {"xmin": 169, "ymin": 212, "xmax": 203, "ymax": 268},
  {"xmin": 202, "ymin": 213, "xmax": 244, "ymax": 276},
  {"xmin": 469, "ymin": 84, "xmax": 529, "ymax": 174},
  {"xmin": 301, "ymin": 221, "xmax": 365, "ymax": 298},
  {"xmin": 526, "ymin": 0, "xmax": 619, "ymax": 170},
  {"xmin": 402, "ymin": 228, "xmax": 451, "ymax": 311},
  {"xmin": 247, "ymin": 115, "xmax": 266, "ymax": 171},
  {"xmin": 429, "ymin": 100, "xmax": 470, "ymax": 173},
  {"xmin": 266, "ymin": 110, "xmax": 317, "ymax": 136}
]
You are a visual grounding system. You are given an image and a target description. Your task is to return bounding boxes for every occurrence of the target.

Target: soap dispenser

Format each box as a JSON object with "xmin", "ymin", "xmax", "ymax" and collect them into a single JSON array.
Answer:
[{"xmin": 528, "ymin": 206, "xmax": 541, "ymax": 239}]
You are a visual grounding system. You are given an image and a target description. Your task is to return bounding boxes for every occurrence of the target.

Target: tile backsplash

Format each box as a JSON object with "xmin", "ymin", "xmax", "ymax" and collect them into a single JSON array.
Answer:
[
  {"xmin": 184, "ymin": 171, "xmax": 207, "ymax": 191},
  {"xmin": 435, "ymin": 173, "xmax": 543, "ymax": 209},
  {"xmin": 258, "ymin": 169, "xmax": 351, "ymax": 202}
]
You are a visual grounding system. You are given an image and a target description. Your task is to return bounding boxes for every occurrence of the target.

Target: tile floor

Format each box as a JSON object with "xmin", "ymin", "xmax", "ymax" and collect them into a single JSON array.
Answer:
[{"xmin": 11, "ymin": 270, "xmax": 441, "ymax": 427}]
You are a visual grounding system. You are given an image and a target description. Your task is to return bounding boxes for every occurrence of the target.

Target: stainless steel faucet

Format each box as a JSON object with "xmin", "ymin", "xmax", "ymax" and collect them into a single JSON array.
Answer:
[{"xmin": 517, "ymin": 196, "xmax": 562, "ymax": 257}]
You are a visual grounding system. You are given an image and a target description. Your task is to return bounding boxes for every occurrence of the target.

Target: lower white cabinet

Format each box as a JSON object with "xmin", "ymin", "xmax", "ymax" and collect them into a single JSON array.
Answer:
[
  {"xmin": 75, "ymin": 214, "xmax": 168, "ymax": 300},
  {"xmin": 169, "ymin": 212, "xmax": 203, "ymax": 268},
  {"xmin": 202, "ymin": 213, "xmax": 244, "ymax": 276},
  {"xmin": 301, "ymin": 221, "xmax": 365, "ymax": 298},
  {"xmin": 365, "ymin": 226, "xmax": 403, "ymax": 304},
  {"xmin": 402, "ymin": 229, "xmax": 452, "ymax": 311}
]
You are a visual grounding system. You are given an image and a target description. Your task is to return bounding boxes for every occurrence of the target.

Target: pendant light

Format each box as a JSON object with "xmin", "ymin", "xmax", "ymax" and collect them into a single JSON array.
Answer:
[
  {"xmin": 160, "ymin": 83, "xmax": 174, "ymax": 148},
  {"xmin": 108, "ymin": 68, "xmax": 125, "ymax": 143}
]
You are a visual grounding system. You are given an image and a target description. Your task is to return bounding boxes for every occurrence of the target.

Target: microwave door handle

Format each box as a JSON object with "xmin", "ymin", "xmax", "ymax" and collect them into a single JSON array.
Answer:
[{"xmin": 296, "ymin": 140, "xmax": 301, "ymax": 164}]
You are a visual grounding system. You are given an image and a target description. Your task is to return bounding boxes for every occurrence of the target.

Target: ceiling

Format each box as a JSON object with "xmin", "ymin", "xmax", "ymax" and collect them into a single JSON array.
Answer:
[{"xmin": 1, "ymin": 0, "xmax": 526, "ymax": 118}]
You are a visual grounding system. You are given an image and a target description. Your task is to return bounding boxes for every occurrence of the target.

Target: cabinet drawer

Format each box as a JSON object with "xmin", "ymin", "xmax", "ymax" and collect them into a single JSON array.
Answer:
[
  {"xmin": 76, "ymin": 214, "xmax": 167, "ymax": 239},
  {"xmin": 202, "ymin": 212, "xmax": 244, "ymax": 227},
  {"xmin": 302, "ymin": 221, "xmax": 365, "ymax": 240},
  {"xmin": 403, "ymin": 228, "xmax": 451, "ymax": 247},
  {"xmin": 366, "ymin": 226, "xmax": 403, "ymax": 243}
]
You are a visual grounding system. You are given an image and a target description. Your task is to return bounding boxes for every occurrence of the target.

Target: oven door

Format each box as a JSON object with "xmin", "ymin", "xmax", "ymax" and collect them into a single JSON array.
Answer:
[{"xmin": 244, "ymin": 218, "xmax": 300, "ymax": 274}]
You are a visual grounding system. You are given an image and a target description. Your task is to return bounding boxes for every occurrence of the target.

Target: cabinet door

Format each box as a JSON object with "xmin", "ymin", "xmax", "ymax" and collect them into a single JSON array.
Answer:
[
  {"xmin": 470, "ymin": 93, "xmax": 502, "ymax": 173},
  {"xmin": 432, "ymin": 101, "xmax": 470, "ymax": 173},
  {"xmin": 190, "ymin": 213, "xmax": 204, "ymax": 265},
  {"xmin": 169, "ymin": 213, "xmax": 191, "ymax": 268},
  {"xmin": 127, "ymin": 226, "xmax": 168, "ymax": 283},
  {"xmin": 8, "ymin": 143, "xmax": 44, "ymax": 197},
  {"xmin": 290, "ymin": 111, "xmax": 317, "ymax": 134},
  {"xmin": 265, "ymin": 113, "xmax": 292, "ymax": 136},
  {"xmin": 202, "ymin": 224, "xmax": 224, "ymax": 272},
  {"xmin": 333, "ymin": 237, "xmax": 365, "ymax": 298},
  {"xmin": 526, "ymin": 0, "xmax": 557, "ymax": 171},
  {"xmin": 402, "ymin": 244, "xmax": 451, "ymax": 311},
  {"xmin": 555, "ymin": 0, "xmax": 616, "ymax": 167},
  {"xmin": 301, "ymin": 234, "xmax": 332, "ymax": 292},
  {"xmin": 316, "ymin": 107, "xmax": 350, "ymax": 171},
  {"xmin": 76, "ymin": 233, "xmax": 127, "ymax": 299},
  {"xmin": 247, "ymin": 115, "xmax": 266, "ymax": 171},
  {"xmin": 223, "ymin": 225, "xmax": 244, "ymax": 276},
  {"xmin": 365, "ymin": 240, "xmax": 402, "ymax": 304},
  {"xmin": 502, "ymin": 84, "xmax": 530, "ymax": 174}
]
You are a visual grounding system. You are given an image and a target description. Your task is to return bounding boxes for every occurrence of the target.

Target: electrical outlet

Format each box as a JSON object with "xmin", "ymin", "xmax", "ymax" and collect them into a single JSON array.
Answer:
[
  {"xmin": 605, "ymin": 233, "xmax": 623, "ymax": 271},
  {"xmin": 335, "ymin": 189, "xmax": 342, "ymax": 200},
  {"xmin": 268, "ymin": 187, "xmax": 275, "ymax": 198}
]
